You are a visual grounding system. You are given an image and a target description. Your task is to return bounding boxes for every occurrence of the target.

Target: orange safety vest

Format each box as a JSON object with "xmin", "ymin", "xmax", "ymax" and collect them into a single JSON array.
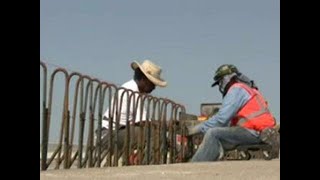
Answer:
[{"xmin": 230, "ymin": 82, "xmax": 275, "ymax": 132}]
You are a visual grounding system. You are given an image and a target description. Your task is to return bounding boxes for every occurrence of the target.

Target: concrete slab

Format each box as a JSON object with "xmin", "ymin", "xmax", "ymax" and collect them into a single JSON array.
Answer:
[{"xmin": 40, "ymin": 159, "xmax": 279, "ymax": 180}]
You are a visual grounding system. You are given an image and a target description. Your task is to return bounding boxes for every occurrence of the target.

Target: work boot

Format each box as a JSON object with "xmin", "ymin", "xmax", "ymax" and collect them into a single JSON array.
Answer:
[
  {"xmin": 260, "ymin": 128, "xmax": 277, "ymax": 144},
  {"xmin": 260, "ymin": 127, "xmax": 280, "ymax": 159}
]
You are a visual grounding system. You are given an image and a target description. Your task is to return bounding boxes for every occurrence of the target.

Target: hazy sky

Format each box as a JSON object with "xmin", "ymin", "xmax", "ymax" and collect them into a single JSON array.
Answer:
[{"xmin": 41, "ymin": 0, "xmax": 279, "ymax": 124}]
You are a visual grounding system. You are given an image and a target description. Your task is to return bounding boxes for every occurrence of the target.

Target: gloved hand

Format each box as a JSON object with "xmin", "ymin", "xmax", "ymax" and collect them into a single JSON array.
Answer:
[{"xmin": 186, "ymin": 125, "xmax": 201, "ymax": 136}]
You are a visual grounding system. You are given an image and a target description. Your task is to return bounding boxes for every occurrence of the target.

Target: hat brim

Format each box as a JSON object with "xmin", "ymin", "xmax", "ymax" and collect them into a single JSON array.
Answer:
[
  {"xmin": 131, "ymin": 61, "xmax": 167, "ymax": 87},
  {"xmin": 211, "ymin": 81, "xmax": 219, "ymax": 87}
]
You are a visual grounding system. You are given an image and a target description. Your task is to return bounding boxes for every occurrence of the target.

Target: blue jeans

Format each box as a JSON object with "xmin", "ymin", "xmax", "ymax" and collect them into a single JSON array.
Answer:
[{"xmin": 191, "ymin": 126, "xmax": 261, "ymax": 162}]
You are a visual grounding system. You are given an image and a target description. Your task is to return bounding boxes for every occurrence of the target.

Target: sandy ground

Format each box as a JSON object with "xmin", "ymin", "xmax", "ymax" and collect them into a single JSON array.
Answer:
[{"xmin": 40, "ymin": 159, "xmax": 279, "ymax": 180}]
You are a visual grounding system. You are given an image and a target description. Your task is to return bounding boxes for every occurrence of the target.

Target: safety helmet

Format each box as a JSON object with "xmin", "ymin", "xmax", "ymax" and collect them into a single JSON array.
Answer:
[{"xmin": 211, "ymin": 64, "xmax": 238, "ymax": 87}]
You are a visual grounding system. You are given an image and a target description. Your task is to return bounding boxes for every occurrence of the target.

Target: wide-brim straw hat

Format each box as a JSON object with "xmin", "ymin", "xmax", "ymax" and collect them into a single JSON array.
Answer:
[{"xmin": 131, "ymin": 60, "xmax": 167, "ymax": 87}]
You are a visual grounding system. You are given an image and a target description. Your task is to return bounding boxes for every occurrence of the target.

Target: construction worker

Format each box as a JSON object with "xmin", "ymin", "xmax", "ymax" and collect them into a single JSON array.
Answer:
[
  {"xmin": 97, "ymin": 59, "xmax": 167, "ymax": 165},
  {"xmin": 187, "ymin": 64, "xmax": 276, "ymax": 162}
]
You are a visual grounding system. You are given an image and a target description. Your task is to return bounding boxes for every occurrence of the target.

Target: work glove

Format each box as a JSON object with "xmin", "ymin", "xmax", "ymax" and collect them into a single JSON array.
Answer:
[{"xmin": 186, "ymin": 125, "xmax": 201, "ymax": 136}]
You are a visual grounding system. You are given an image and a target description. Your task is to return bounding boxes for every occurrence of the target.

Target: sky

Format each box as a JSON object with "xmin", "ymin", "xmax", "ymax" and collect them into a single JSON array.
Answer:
[{"xmin": 40, "ymin": 0, "xmax": 280, "ymax": 142}]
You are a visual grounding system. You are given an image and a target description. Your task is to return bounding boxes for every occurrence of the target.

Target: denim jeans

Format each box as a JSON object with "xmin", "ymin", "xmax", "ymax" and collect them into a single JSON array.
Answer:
[{"xmin": 191, "ymin": 126, "xmax": 261, "ymax": 162}]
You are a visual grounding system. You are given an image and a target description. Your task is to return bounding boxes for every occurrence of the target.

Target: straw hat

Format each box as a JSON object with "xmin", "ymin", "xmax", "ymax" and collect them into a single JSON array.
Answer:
[{"xmin": 131, "ymin": 60, "xmax": 167, "ymax": 87}]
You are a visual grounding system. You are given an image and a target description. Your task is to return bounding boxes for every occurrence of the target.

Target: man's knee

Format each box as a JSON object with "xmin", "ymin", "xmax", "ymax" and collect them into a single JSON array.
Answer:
[{"xmin": 205, "ymin": 127, "xmax": 227, "ymax": 139}]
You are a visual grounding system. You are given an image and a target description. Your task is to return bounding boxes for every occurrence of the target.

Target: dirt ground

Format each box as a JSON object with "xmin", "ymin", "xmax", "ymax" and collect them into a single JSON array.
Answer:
[{"xmin": 40, "ymin": 159, "xmax": 280, "ymax": 180}]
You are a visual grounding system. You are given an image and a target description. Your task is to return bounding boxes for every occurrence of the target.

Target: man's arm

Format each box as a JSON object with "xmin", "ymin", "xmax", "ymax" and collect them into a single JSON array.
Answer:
[{"xmin": 188, "ymin": 86, "xmax": 251, "ymax": 135}]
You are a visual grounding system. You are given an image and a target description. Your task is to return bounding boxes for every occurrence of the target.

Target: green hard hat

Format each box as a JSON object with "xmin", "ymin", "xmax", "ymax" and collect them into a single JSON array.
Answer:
[{"xmin": 211, "ymin": 64, "xmax": 238, "ymax": 87}]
